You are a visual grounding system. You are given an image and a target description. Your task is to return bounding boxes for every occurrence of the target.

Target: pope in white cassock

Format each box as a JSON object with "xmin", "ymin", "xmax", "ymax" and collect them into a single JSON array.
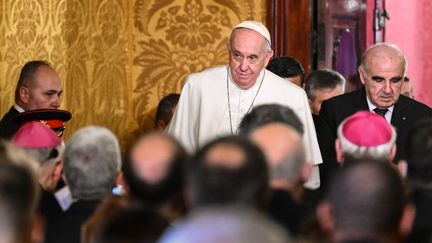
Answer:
[{"xmin": 167, "ymin": 20, "xmax": 322, "ymax": 189}]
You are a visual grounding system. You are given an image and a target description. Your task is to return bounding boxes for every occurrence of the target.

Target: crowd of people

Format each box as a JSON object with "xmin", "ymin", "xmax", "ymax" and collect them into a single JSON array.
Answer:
[{"xmin": 0, "ymin": 20, "xmax": 431, "ymax": 243}]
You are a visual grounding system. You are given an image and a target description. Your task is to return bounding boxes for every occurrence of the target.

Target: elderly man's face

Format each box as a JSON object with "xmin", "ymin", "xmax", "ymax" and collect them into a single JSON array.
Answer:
[
  {"xmin": 359, "ymin": 47, "xmax": 404, "ymax": 109},
  {"xmin": 22, "ymin": 66, "xmax": 62, "ymax": 110},
  {"xmin": 228, "ymin": 29, "xmax": 273, "ymax": 89}
]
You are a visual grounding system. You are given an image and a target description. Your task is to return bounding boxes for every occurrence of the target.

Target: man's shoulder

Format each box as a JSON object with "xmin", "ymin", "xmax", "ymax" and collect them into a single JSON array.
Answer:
[
  {"xmin": 263, "ymin": 70, "xmax": 307, "ymax": 96},
  {"xmin": 398, "ymin": 95, "xmax": 432, "ymax": 113},
  {"xmin": 186, "ymin": 65, "xmax": 227, "ymax": 85}
]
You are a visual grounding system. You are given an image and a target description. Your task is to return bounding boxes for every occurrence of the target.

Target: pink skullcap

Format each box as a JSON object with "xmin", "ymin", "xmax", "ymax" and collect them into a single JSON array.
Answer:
[
  {"xmin": 12, "ymin": 121, "xmax": 61, "ymax": 149},
  {"xmin": 342, "ymin": 111, "xmax": 392, "ymax": 146}
]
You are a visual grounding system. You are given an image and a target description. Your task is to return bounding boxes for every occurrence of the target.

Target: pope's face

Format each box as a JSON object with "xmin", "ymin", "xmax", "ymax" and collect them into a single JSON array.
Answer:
[
  {"xmin": 228, "ymin": 29, "xmax": 273, "ymax": 89},
  {"xmin": 359, "ymin": 48, "xmax": 404, "ymax": 109}
]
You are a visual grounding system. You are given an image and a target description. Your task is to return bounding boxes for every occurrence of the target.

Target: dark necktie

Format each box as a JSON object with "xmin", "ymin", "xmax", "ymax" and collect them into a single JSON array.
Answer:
[{"xmin": 373, "ymin": 108, "xmax": 388, "ymax": 117}]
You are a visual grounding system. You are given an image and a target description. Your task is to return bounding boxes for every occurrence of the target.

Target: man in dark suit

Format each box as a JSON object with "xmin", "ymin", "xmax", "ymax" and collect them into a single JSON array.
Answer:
[
  {"xmin": 318, "ymin": 43, "xmax": 432, "ymax": 188},
  {"xmin": 0, "ymin": 60, "xmax": 62, "ymax": 139}
]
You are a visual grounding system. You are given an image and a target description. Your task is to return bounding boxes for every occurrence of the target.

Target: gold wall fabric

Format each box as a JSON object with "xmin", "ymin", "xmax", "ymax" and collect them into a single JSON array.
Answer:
[{"xmin": 0, "ymin": 0, "xmax": 266, "ymax": 149}]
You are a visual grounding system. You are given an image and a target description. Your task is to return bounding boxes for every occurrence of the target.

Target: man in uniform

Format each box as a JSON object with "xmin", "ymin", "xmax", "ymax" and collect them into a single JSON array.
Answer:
[{"xmin": 0, "ymin": 60, "xmax": 62, "ymax": 139}]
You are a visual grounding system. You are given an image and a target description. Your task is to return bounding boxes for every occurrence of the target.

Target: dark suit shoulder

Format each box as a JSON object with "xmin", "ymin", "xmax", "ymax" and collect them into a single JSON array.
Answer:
[
  {"xmin": 397, "ymin": 95, "xmax": 432, "ymax": 115},
  {"xmin": 0, "ymin": 106, "xmax": 20, "ymax": 139}
]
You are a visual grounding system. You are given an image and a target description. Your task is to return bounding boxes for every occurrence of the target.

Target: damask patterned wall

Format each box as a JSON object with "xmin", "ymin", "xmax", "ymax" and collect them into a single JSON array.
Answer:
[{"xmin": 0, "ymin": 0, "xmax": 267, "ymax": 148}]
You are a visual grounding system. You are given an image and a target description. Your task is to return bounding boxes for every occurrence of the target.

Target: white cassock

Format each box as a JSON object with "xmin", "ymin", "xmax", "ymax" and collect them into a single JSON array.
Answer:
[{"xmin": 167, "ymin": 65, "xmax": 322, "ymax": 189}]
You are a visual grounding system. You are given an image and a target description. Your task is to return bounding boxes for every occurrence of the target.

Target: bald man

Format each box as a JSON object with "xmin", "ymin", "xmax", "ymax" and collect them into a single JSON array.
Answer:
[
  {"xmin": 318, "ymin": 43, "xmax": 432, "ymax": 188},
  {"xmin": 123, "ymin": 132, "xmax": 188, "ymax": 221}
]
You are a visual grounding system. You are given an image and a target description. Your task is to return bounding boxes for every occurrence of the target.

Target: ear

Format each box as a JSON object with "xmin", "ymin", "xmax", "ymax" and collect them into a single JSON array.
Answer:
[
  {"xmin": 358, "ymin": 67, "xmax": 366, "ymax": 85},
  {"xmin": 52, "ymin": 161, "xmax": 63, "ymax": 187},
  {"xmin": 335, "ymin": 139, "xmax": 344, "ymax": 164},
  {"xmin": 114, "ymin": 171, "xmax": 129, "ymax": 195},
  {"xmin": 397, "ymin": 159, "xmax": 407, "ymax": 178},
  {"xmin": 388, "ymin": 144, "xmax": 397, "ymax": 162},
  {"xmin": 317, "ymin": 201, "xmax": 335, "ymax": 234},
  {"xmin": 19, "ymin": 86, "xmax": 30, "ymax": 104},
  {"xmin": 156, "ymin": 120, "xmax": 167, "ymax": 130},
  {"xmin": 399, "ymin": 203, "xmax": 416, "ymax": 237},
  {"xmin": 264, "ymin": 49, "xmax": 274, "ymax": 67}
]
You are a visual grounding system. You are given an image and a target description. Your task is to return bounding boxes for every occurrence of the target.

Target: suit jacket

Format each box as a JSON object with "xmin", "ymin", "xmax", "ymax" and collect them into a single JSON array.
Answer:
[
  {"xmin": 318, "ymin": 87, "xmax": 432, "ymax": 187},
  {"xmin": 0, "ymin": 106, "xmax": 20, "ymax": 139},
  {"xmin": 44, "ymin": 200, "xmax": 100, "ymax": 243}
]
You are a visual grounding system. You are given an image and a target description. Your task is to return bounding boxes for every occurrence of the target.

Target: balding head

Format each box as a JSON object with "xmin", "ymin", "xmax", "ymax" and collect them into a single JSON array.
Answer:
[
  {"xmin": 188, "ymin": 136, "xmax": 268, "ymax": 208},
  {"xmin": 124, "ymin": 132, "xmax": 187, "ymax": 206},
  {"xmin": 360, "ymin": 43, "xmax": 407, "ymax": 76},
  {"xmin": 250, "ymin": 123, "xmax": 305, "ymax": 183},
  {"xmin": 358, "ymin": 43, "xmax": 406, "ymax": 109}
]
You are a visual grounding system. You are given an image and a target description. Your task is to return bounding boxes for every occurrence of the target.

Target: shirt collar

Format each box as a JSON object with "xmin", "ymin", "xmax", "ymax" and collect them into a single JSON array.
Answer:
[
  {"xmin": 13, "ymin": 104, "xmax": 25, "ymax": 113},
  {"xmin": 366, "ymin": 96, "xmax": 394, "ymax": 113}
]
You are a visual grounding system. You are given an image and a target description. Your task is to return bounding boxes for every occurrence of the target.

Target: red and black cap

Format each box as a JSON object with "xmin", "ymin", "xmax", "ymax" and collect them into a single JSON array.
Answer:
[{"xmin": 13, "ymin": 109, "xmax": 72, "ymax": 136}]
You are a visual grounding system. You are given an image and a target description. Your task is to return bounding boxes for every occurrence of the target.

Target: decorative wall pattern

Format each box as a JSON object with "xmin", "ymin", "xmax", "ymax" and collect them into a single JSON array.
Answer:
[{"xmin": 0, "ymin": 0, "xmax": 266, "ymax": 149}]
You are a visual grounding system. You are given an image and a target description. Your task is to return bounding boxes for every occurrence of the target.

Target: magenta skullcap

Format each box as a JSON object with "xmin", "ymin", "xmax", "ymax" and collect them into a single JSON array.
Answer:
[
  {"xmin": 341, "ymin": 111, "xmax": 393, "ymax": 146},
  {"xmin": 233, "ymin": 20, "xmax": 271, "ymax": 44},
  {"xmin": 12, "ymin": 121, "xmax": 61, "ymax": 149}
]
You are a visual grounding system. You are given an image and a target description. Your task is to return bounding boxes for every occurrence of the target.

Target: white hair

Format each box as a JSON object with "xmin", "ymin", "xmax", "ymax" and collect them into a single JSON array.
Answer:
[{"xmin": 63, "ymin": 126, "xmax": 121, "ymax": 200}]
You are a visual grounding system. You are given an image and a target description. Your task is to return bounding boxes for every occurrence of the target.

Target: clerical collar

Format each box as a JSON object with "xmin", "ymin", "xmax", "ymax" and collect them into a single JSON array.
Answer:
[{"xmin": 366, "ymin": 96, "xmax": 394, "ymax": 123}]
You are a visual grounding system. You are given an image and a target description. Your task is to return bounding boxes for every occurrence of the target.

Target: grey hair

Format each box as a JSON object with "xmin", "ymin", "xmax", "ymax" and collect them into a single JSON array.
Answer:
[
  {"xmin": 63, "ymin": 126, "xmax": 121, "ymax": 200},
  {"xmin": 270, "ymin": 142, "xmax": 306, "ymax": 181}
]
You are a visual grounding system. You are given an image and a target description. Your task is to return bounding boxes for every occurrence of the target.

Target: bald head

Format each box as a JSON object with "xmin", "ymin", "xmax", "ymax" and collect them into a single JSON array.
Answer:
[
  {"xmin": 130, "ymin": 133, "xmax": 178, "ymax": 184},
  {"xmin": 123, "ymin": 132, "xmax": 188, "ymax": 205},
  {"xmin": 360, "ymin": 43, "xmax": 407, "ymax": 75},
  {"xmin": 250, "ymin": 123, "xmax": 305, "ymax": 182},
  {"xmin": 188, "ymin": 136, "xmax": 268, "ymax": 208}
]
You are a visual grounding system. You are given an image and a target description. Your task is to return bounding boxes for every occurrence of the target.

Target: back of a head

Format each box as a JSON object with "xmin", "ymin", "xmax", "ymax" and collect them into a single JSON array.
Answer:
[
  {"xmin": 159, "ymin": 207, "xmax": 292, "ymax": 243},
  {"xmin": 405, "ymin": 119, "xmax": 432, "ymax": 187},
  {"xmin": 238, "ymin": 104, "xmax": 304, "ymax": 136},
  {"xmin": 328, "ymin": 159, "xmax": 406, "ymax": 235},
  {"xmin": 0, "ymin": 141, "xmax": 40, "ymax": 243},
  {"xmin": 267, "ymin": 56, "xmax": 304, "ymax": 83},
  {"xmin": 304, "ymin": 69, "xmax": 346, "ymax": 100},
  {"xmin": 123, "ymin": 132, "xmax": 188, "ymax": 205},
  {"xmin": 250, "ymin": 123, "xmax": 305, "ymax": 182},
  {"xmin": 64, "ymin": 126, "xmax": 121, "ymax": 200},
  {"xmin": 155, "ymin": 93, "xmax": 180, "ymax": 129},
  {"xmin": 337, "ymin": 111, "xmax": 396, "ymax": 162},
  {"xmin": 92, "ymin": 206, "xmax": 168, "ymax": 243},
  {"xmin": 188, "ymin": 136, "xmax": 268, "ymax": 208},
  {"xmin": 15, "ymin": 60, "xmax": 51, "ymax": 102}
]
